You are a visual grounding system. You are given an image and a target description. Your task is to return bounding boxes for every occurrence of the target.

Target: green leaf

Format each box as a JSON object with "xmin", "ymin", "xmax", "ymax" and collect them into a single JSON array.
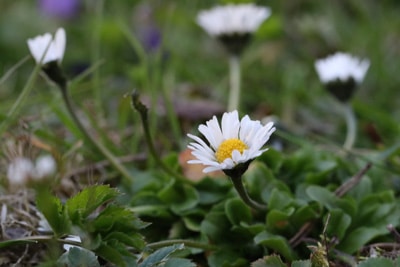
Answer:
[
  {"xmin": 254, "ymin": 231, "xmax": 295, "ymax": 260},
  {"xmin": 338, "ymin": 227, "xmax": 385, "ymax": 254},
  {"xmin": 266, "ymin": 208, "xmax": 293, "ymax": 231},
  {"xmin": 92, "ymin": 205, "xmax": 149, "ymax": 234},
  {"xmin": 170, "ymin": 185, "xmax": 200, "ymax": 215},
  {"xmin": 182, "ymin": 209, "xmax": 206, "ymax": 232},
  {"xmin": 196, "ymin": 177, "xmax": 231, "ymax": 205},
  {"xmin": 303, "ymin": 158, "xmax": 337, "ymax": 185},
  {"xmin": 162, "ymin": 152, "xmax": 181, "ymax": 173},
  {"xmin": 207, "ymin": 249, "xmax": 248, "ymax": 267},
  {"xmin": 95, "ymin": 243, "xmax": 128, "ymax": 267},
  {"xmin": 291, "ymin": 203, "xmax": 320, "ymax": 228},
  {"xmin": 357, "ymin": 257, "xmax": 394, "ymax": 267},
  {"xmin": 158, "ymin": 182, "xmax": 200, "ymax": 215},
  {"xmin": 268, "ymin": 189, "xmax": 293, "ymax": 210},
  {"xmin": 306, "ymin": 185, "xmax": 336, "ymax": 210},
  {"xmin": 104, "ymin": 232, "xmax": 146, "ymax": 250},
  {"xmin": 291, "ymin": 260, "xmax": 312, "ymax": 267},
  {"xmin": 325, "ymin": 209, "xmax": 352, "ymax": 240},
  {"xmin": 245, "ymin": 162, "xmax": 290, "ymax": 203},
  {"xmin": 259, "ymin": 148, "xmax": 284, "ymax": 172},
  {"xmin": 164, "ymin": 258, "xmax": 196, "ymax": 267},
  {"xmin": 251, "ymin": 255, "xmax": 286, "ymax": 267},
  {"xmin": 200, "ymin": 210, "xmax": 231, "ymax": 243},
  {"xmin": 225, "ymin": 198, "xmax": 252, "ymax": 225},
  {"xmin": 139, "ymin": 244, "xmax": 184, "ymax": 267},
  {"xmin": 36, "ymin": 188, "xmax": 69, "ymax": 236},
  {"xmin": 57, "ymin": 247, "xmax": 100, "ymax": 267},
  {"xmin": 66, "ymin": 185, "xmax": 119, "ymax": 224}
]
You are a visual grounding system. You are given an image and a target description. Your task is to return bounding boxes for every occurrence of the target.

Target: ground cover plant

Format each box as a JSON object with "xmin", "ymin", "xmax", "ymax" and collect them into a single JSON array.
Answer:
[{"xmin": 1, "ymin": 0, "xmax": 400, "ymax": 266}]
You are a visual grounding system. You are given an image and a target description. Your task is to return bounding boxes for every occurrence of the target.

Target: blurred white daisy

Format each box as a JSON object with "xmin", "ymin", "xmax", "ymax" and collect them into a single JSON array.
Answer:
[
  {"xmin": 7, "ymin": 157, "xmax": 35, "ymax": 187},
  {"xmin": 314, "ymin": 52, "xmax": 370, "ymax": 84},
  {"xmin": 197, "ymin": 4, "xmax": 271, "ymax": 37},
  {"xmin": 187, "ymin": 110, "xmax": 276, "ymax": 173},
  {"xmin": 315, "ymin": 52, "xmax": 370, "ymax": 102},
  {"xmin": 27, "ymin": 27, "xmax": 66, "ymax": 64},
  {"xmin": 34, "ymin": 155, "xmax": 57, "ymax": 179},
  {"xmin": 7, "ymin": 155, "xmax": 57, "ymax": 187}
]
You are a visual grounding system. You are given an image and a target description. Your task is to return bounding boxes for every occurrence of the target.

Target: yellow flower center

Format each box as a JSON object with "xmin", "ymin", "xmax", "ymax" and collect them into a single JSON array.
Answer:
[{"xmin": 215, "ymin": 138, "xmax": 248, "ymax": 163}]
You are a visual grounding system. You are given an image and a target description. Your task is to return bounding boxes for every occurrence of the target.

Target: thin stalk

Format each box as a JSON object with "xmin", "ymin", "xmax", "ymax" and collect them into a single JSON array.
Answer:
[
  {"xmin": 0, "ymin": 60, "xmax": 41, "ymax": 134},
  {"xmin": 131, "ymin": 92, "xmax": 193, "ymax": 185},
  {"xmin": 161, "ymin": 66, "xmax": 181, "ymax": 146},
  {"xmin": 91, "ymin": 0, "xmax": 104, "ymax": 115},
  {"xmin": 229, "ymin": 176, "xmax": 267, "ymax": 211},
  {"xmin": 0, "ymin": 56, "xmax": 29, "ymax": 85},
  {"xmin": 227, "ymin": 55, "xmax": 241, "ymax": 112},
  {"xmin": 60, "ymin": 85, "xmax": 134, "ymax": 182},
  {"xmin": 147, "ymin": 239, "xmax": 217, "ymax": 251},
  {"xmin": 342, "ymin": 102, "xmax": 357, "ymax": 150}
]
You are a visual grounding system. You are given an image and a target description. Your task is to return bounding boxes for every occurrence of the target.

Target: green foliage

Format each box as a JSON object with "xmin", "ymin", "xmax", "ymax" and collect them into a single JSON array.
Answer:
[
  {"xmin": 36, "ymin": 185, "xmax": 148, "ymax": 266},
  {"xmin": 36, "ymin": 188, "xmax": 70, "ymax": 237},
  {"xmin": 139, "ymin": 244, "xmax": 195, "ymax": 267},
  {"xmin": 254, "ymin": 231, "xmax": 296, "ymax": 260},
  {"xmin": 2, "ymin": 1, "xmax": 400, "ymax": 266},
  {"xmin": 251, "ymin": 255, "xmax": 286, "ymax": 267},
  {"xmin": 57, "ymin": 247, "xmax": 100, "ymax": 267},
  {"xmin": 66, "ymin": 185, "xmax": 119, "ymax": 225},
  {"xmin": 357, "ymin": 257, "xmax": 397, "ymax": 267}
]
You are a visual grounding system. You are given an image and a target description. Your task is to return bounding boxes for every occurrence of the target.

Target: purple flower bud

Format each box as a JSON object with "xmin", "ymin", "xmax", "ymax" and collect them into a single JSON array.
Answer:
[{"xmin": 38, "ymin": 0, "xmax": 80, "ymax": 20}]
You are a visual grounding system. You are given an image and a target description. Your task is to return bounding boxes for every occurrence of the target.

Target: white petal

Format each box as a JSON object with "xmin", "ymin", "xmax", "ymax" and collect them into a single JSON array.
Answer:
[
  {"xmin": 7, "ymin": 157, "xmax": 35, "ymax": 186},
  {"xmin": 315, "ymin": 52, "xmax": 369, "ymax": 83},
  {"xmin": 197, "ymin": 4, "xmax": 271, "ymax": 36},
  {"xmin": 27, "ymin": 33, "xmax": 52, "ymax": 63},
  {"xmin": 27, "ymin": 28, "xmax": 67, "ymax": 64},
  {"xmin": 221, "ymin": 110, "xmax": 240, "ymax": 139},
  {"xmin": 54, "ymin": 28, "xmax": 66, "ymax": 62}
]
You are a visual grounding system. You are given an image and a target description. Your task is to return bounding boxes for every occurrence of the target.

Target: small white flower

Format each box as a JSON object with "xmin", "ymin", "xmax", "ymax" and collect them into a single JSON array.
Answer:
[
  {"xmin": 314, "ymin": 52, "xmax": 370, "ymax": 84},
  {"xmin": 7, "ymin": 157, "xmax": 35, "ymax": 186},
  {"xmin": 34, "ymin": 155, "xmax": 56, "ymax": 179},
  {"xmin": 187, "ymin": 110, "xmax": 276, "ymax": 173},
  {"xmin": 63, "ymin": 235, "xmax": 82, "ymax": 251},
  {"xmin": 27, "ymin": 27, "xmax": 66, "ymax": 64},
  {"xmin": 197, "ymin": 4, "xmax": 271, "ymax": 37}
]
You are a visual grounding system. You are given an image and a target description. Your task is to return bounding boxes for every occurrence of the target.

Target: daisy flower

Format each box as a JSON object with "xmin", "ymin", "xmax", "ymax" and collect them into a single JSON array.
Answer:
[
  {"xmin": 314, "ymin": 52, "xmax": 370, "ymax": 84},
  {"xmin": 197, "ymin": 4, "xmax": 271, "ymax": 37},
  {"xmin": 34, "ymin": 155, "xmax": 57, "ymax": 180},
  {"xmin": 7, "ymin": 157, "xmax": 36, "ymax": 187},
  {"xmin": 27, "ymin": 27, "xmax": 66, "ymax": 65},
  {"xmin": 6, "ymin": 155, "xmax": 57, "ymax": 187},
  {"xmin": 197, "ymin": 4, "xmax": 271, "ymax": 55},
  {"xmin": 187, "ymin": 110, "xmax": 276, "ymax": 174},
  {"xmin": 314, "ymin": 52, "xmax": 370, "ymax": 102}
]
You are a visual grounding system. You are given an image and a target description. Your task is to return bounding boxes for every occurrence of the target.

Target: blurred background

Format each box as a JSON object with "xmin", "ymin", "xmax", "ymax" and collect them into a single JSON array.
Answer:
[{"xmin": 1, "ymin": 0, "xmax": 400, "ymax": 151}]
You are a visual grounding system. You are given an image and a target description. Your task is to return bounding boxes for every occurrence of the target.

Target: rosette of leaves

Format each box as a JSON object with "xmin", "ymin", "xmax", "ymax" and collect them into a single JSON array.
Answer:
[{"xmin": 36, "ymin": 185, "xmax": 149, "ymax": 266}]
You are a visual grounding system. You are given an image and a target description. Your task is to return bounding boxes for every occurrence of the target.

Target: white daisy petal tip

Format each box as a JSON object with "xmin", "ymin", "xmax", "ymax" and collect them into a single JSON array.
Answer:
[
  {"xmin": 197, "ymin": 4, "xmax": 271, "ymax": 37},
  {"xmin": 27, "ymin": 27, "xmax": 66, "ymax": 65},
  {"xmin": 314, "ymin": 52, "xmax": 370, "ymax": 84},
  {"xmin": 186, "ymin": 111, "xmax": 275, "ymax": 175}
]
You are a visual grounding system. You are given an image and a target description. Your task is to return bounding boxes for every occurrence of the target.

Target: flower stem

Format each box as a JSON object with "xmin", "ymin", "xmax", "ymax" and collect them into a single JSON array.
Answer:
[
  {"xmin": 91, "ymin": 0, "xmax": 105, "ymax": 116},
  {"xmin": 229, "ymin": 176, "xmax": 267, "ymax": 211},
  {"xmin": 342, "ymin": 102, "xmax": 357, "ymax": 150},
  {"xmin": 131, "ymin": 91, "xmax": 193, "ymax": 185},
  {"xmin": 228, "ymin": 55, "xmax": 241, "ymax": 112},
  {"xmin": 147, "ymin": 239, "xmax": 217, "ymax": 251},
  {"xmin": 60, "ymin": 85, "xmax": 134, "ymax": 182}
]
